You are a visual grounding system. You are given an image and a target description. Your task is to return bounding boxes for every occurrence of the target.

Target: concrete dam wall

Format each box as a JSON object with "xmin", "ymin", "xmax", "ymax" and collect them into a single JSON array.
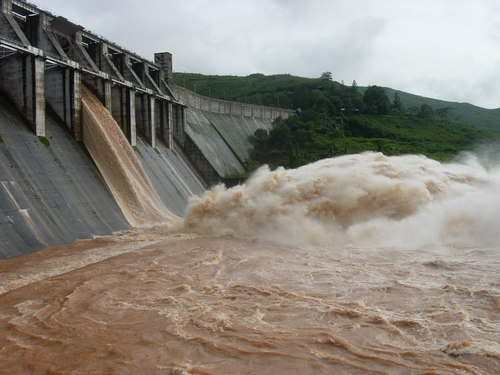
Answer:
[
  {"xmin": 0, "ymin": 92, "xmax": 205, "ymax": 258},
  {"xmin": 0, "ymin": 93, "xmax": 129, "ymax": 258},
  {"xmin": 172, "ymin": 85, "xmax": 295, "ymax": 180},
  {"xmin": 0, "ymin": 0, "xmax": 291, "ymax": 258}
]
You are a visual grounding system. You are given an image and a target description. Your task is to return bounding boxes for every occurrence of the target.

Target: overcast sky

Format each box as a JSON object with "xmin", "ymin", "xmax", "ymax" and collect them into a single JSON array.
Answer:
[{"xmin": 32, "ymin": 0, "xmax": 500, "ymax": 109}]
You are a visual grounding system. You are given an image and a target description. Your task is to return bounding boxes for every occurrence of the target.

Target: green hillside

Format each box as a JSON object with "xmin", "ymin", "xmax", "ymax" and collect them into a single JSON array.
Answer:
[
  {"xmin": 173, "ymin": 72, "xmax": 500, "ymax": 172},
  {"xmin": 173, "ymin": 72, "xmax": 343, "ymax": 109},
  {"xmin": 247, "ymin": 113, "xmax": 492, "ymax": 170},
  {"xmin": 371, "ymin": 88, "xmax": 500, "ymax": 131},
  {"xmin": 173, "ymin": 72, "xmax": 500, "ymax": 131}
]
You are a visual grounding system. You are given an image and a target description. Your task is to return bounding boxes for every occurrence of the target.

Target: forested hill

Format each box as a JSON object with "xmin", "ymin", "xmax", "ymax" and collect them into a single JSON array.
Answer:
[
  {"xmin": 173, "ymin": 72, "xmax": 500, "ymax": 171},
  {"xmin": 173, "ymin": 72, "xmax": 500, "ymax": 131}
]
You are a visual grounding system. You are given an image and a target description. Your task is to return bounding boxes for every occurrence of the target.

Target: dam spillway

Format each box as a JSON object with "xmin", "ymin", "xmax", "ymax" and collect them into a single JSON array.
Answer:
[
  {"xmin": 81, "ymin": 86, "xmax": 176, "ymax": 227},
  {"xmin": 0, "ymin": 0, "xmax": 294, "ymax": 258}
]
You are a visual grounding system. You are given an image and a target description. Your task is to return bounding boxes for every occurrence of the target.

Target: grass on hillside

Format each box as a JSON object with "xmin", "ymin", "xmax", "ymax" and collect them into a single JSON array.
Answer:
[
  {"xmin": 174, "ymin": 72, "xmax": 345, "ymax": 109},
  {"xmin": 342, "ymin": 115, "xmax": 496, "ymax": 161},
  {"xmin": 174, "ymin": 72, "xmax": 500, "ymax": 131},
  {"xmin": 173, "ymin": 72, "xmax": 500, "ymax": 174},
  {"xmin": 378, "ymin": 87, "xmax": 500, "ymax": 131}
]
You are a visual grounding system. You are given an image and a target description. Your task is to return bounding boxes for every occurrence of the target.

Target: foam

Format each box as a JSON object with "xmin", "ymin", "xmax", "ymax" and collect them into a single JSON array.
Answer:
[{"xmin": 183, "ymin": 152, "xmax": 500, "ymax": 249}]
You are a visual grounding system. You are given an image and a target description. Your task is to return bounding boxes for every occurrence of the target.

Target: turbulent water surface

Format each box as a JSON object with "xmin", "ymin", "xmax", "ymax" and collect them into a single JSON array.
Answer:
[
  {"xmin": 82, "ymin": 86, "xmax": 175, "ymax": 226},
  {"xmin": 1, "ymin": 152, "xmax": 499, "ymax": 374}
]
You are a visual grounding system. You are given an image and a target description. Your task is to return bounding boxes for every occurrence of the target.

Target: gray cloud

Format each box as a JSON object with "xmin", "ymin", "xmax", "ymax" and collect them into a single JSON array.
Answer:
[{"xmin": 32, "ymin": 0, "xmax": 500, "ymax": 108}]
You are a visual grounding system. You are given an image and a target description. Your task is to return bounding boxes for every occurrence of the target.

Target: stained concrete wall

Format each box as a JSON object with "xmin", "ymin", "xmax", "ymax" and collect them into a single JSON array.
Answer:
[
  {"xmin": 45, "ymin": 67, "xmax": 82, "ymax": 137},
  {"xmin": 201, "ymin": 111, "xmax": 276, "ymax": 162},
  {"xmin": 182, "ymin": 106, "xmax": 283, "ymax": 178},
  {"xmin": 184, "ymin": 108, "xmax": 246, "ymax": 177},
  {"xmin": 173, "ymin": 84, "xmax": 296, "ymax": 181},
  {"xmin": 0, "ymin": 53, "xmax": 45, "ymax": 136},
  {"xmin": 0, "ymin": 94, "xmax": 129, "ymax": 258},
  {"xmin": 133, "ymin": 137, "xmax": 205, "ymax": 216},
  {"xmin": 0, "ymin": 94, "xmax": 205, "ymax": 259}
]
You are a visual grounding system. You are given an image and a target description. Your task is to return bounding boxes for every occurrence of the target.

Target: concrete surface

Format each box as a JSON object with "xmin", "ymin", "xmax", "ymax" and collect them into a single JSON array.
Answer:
[
  {"xmin": 0, "ymin": 92, "xmax": 208, "ymax": 259},
  {"xmin": 0, "ymin": 94, "xmax": 130, "ymax": 258}
]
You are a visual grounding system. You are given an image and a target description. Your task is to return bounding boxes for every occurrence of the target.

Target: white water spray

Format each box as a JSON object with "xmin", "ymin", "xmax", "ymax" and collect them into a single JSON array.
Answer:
[{"xmin": 184, "ymin": 152, "xmax": 500, "ymax": 249}]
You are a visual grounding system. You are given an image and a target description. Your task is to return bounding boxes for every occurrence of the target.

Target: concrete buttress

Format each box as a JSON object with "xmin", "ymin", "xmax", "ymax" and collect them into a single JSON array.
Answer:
[
  {"xmin": 156, "ymin": 100, "xmax": 172, "ymax": 149},
  {"xmin": 110, "ymin": 86, "xmax": 137, "ymax": 146},
  {"xmin": 0, "ymin": 53, "xmax": 45, "ymax": 136},
  {"xmin": 45, "ymin": 66, "xmax": 82, "ymax": 140}
]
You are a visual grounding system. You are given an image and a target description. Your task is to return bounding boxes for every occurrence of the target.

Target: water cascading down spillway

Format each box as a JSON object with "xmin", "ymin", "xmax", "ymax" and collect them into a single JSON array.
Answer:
[{"xmin": 81, "ymin": 86, "xmax": 176, "ymax": 227}]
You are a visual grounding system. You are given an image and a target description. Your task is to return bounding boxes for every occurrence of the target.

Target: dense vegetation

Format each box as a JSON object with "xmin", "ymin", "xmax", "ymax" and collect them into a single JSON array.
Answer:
[
  {"xmin": 248, "ymin": 113, "xmax": 487, "ymax": 170},
  {"xmin": 174, "ymin": 72, "xmax": 362, "ymax": 113},
  {"xmin": 173, "ymin": 72, "xmax": 500, "ymax": 130},
  {"xmin": 173, "ymin": 72, "xmax": 500, "ymax": 172}
]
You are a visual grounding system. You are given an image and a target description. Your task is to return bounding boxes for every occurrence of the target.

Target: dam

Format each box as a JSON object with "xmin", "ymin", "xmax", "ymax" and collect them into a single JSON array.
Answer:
[
  {"xmin": 0, "ymin": 0, "xmax": 294, "ymax": 258},
  {"xmin": 1, "ymin": 3, "xmax": 499, "ymax": 374}
]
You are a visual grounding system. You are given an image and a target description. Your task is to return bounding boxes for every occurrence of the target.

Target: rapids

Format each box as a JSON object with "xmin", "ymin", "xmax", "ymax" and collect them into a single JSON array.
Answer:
[
  {"xmin": 0, "ymin": 90, "xmax": 499, "ymax": 374},
  {"xmin": 0, "ymin": 152, "xmax": 499, "ymax": 374},
  {"xmin": 0, "ymin": 229, "xmax": 498, "ymax": 374}
]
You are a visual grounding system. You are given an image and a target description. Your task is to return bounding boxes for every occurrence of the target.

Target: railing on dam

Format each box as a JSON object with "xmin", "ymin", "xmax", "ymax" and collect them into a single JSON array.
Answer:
[{"xmin": 172, "ymin": 84, "xmax": 295, "ymax": 120}]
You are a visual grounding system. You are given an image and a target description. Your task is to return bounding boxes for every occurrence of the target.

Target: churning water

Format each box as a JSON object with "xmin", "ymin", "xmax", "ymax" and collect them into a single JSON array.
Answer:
[
  {"xmin": 81, "ymin": 86, "xmax": 176, "ymax": 226},
  {"xmin": 184, "ymin": 152, "xmax": 500, "ymax": 251},
  {"xmin": 0, "ymin": 102, "xmax": 499, "ymax": 374}
]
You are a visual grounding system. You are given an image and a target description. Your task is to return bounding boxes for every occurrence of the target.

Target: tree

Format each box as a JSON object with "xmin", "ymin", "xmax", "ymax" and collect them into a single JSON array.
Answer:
[
  {"xmin": 418, "ymin": 104, "xmax": 434, "ymax": 118},
  {"xmin": 436, "ymin": 107, "xmax": 451, "ymax": 118},
  {"xmin": 351, "ymin": 80, "xmax": 359, "ymax": 94},
  {"xmin": 251, "ymin": 128, "xmax": 268, "ymax": 144},
  {"xmin": 320, "ymin": 72, "xmax": 332, "ymax": 81},
  {"xmin": 363, "ymin": 85, "xmax": 390, "ymax": 115},
  {"xmin": 393, "ymin": 92, "xmax": 404, "ymax": 113}
]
